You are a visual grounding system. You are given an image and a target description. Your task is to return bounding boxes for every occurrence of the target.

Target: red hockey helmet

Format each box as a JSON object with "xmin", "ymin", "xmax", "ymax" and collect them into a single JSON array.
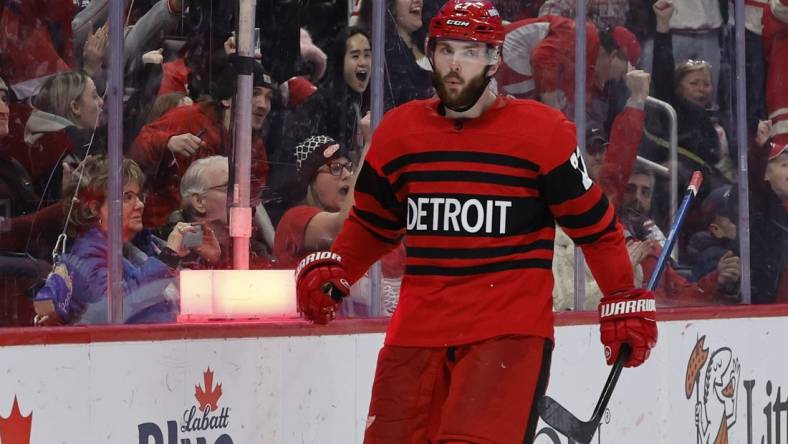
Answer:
[{"xmin": 429, "ymin": 1, "xmax": 505, "ymax": 46}]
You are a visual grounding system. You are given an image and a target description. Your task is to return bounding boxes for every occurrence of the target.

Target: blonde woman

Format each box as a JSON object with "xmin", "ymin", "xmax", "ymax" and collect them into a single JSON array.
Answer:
[{"xmin": 19, "ymin": 70, "xmax": 104, "ymax": 204}]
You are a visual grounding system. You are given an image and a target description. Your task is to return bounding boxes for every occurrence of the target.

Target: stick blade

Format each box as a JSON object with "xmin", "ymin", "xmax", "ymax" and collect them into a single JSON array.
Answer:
[{"xmin": 538, "ymin": 395, "xmax": 598, "ymax": 444}]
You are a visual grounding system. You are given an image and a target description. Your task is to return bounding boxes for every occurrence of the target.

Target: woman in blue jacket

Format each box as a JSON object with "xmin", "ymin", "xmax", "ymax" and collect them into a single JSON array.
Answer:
[{"xmin": 35, "ymin": 155, "xmax": 219, "ymax": 325}]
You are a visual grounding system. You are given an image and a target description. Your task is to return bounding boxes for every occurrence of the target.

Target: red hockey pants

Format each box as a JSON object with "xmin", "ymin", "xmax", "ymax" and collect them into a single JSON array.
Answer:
[{"xmin": 363, "ymin": 335, "xmax": 552, "ymax": 444}]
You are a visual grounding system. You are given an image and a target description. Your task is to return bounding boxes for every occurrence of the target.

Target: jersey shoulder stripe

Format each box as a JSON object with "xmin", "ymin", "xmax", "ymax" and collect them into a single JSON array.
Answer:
[
  {"xmin": 539, "ymin": 154, "xmax": 595, "ymax": 205},
  {"xmin": 355, "ymin": 161, "xmax": 403, "ymax": 210},
  {"xmin": 348, "ymin": 212, "xmax": 403, "ymax": 245},
  {"xmin": 571, "ymin": 217, "xmax": 617, "ymax": 245},
  {"xmin": 555, "ymin": 194, "xmax": 611, "ymax": 229},
  {"xmin": 354, "ymin": 207, "xmax": 403, "ymax": 231}
]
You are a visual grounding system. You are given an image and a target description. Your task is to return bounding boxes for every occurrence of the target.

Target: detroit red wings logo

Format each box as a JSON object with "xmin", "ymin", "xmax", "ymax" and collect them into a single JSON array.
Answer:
[
  {"xmin": 195, "ymin": 367, "xmax": 223, "ymax": 413},
  {"xmin": 0, "ymin": 396, "xmax": 32, "ymax": 444}
]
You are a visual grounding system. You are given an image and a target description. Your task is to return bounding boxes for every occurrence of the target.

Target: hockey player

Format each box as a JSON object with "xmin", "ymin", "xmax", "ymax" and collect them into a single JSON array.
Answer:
[{"xmin": 295, "ymin": 1, "xmax": 658, "ymax": 442}]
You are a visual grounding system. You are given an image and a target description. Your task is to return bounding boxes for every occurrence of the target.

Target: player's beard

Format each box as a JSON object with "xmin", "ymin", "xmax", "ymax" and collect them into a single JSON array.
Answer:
[{"xmin": 432, "ymin": 69, "xmax": 489, "ymax": 112}]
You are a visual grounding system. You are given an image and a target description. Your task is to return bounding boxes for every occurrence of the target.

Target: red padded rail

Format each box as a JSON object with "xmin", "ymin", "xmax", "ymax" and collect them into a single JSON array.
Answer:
[{"xmin": 1, "ymin": 304, "xmax": 787, "ymax": 347}]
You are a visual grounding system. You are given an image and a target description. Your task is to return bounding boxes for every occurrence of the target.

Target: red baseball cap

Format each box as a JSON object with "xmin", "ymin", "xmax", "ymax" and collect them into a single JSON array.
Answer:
[
  {"xmin": 611, "ymin": 26, "xmax": 641, "ymax": 67},
  {"xmin": 769, "ymin": 142, "xmax": 788, "ymax": 160}
]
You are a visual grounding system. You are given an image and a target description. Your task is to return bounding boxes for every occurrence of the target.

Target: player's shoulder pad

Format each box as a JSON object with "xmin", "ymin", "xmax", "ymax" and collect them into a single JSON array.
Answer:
[
  {"xmin": 501, "ymin": 100, "xmax": 577, "ymax": 173},
  {"xmin": 368, "ymin": 99, "xmax": 431, "ymax": 153}
]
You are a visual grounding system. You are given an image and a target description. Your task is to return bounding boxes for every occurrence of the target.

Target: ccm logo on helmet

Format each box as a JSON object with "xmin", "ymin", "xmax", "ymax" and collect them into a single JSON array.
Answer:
[
  {"xmin": 599, "ymin": 299, "xmax": 656, "ymax": 318},
  {"xmin": 446, "ymin": 19, "xmax": 471, "ymax": 27}
]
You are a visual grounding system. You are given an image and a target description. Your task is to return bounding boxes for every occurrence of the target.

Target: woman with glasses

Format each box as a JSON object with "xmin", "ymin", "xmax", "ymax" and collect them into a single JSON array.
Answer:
[
  {"xmin": 34, "ymin": 155, "xmax": 219, "ymax": 325},
  {"xmin": 273, "ymin": 135, "xmax": 360, "ymax": 269}
]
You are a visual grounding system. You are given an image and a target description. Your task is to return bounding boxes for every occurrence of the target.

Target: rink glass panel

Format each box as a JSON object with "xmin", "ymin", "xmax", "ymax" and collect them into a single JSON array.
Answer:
[{"xmin": 1, "ymin": 0, "xmax": 777, "ymax": 328}]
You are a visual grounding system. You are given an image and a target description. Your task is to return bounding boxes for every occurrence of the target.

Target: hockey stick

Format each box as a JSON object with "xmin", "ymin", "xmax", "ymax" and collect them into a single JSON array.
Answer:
[{"xmin": 538, "ymin": 171, "xmax": 704, "ymax": 444}]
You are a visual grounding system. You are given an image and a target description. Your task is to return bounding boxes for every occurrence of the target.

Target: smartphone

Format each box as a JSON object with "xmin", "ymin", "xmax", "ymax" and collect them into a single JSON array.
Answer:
[{"xmin": 181, "ymin": 224, "xmax": 204, "ymax": 249}]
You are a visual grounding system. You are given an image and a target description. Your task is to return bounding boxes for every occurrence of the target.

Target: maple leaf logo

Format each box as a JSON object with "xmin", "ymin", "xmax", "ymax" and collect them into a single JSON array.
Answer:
[
  {"xmin": 195, "ymin": 367, "xmax": 222, "ymax": 413},
  {"xmin": 0, "ymin": 396, "xmax": 32, "ymax": 444}
]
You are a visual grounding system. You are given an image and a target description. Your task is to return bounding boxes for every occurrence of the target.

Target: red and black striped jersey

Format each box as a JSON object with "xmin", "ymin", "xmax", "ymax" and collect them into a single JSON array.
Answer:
[{"xmin": 332, "ymin": 95, "xmax": 634, "ymax": 347}]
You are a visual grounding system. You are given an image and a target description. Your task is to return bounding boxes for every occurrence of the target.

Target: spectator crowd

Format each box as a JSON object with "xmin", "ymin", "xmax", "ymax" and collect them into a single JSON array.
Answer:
[{"xmin": 0, "ymin": 0, "xmax": 785, "ymax": 325}]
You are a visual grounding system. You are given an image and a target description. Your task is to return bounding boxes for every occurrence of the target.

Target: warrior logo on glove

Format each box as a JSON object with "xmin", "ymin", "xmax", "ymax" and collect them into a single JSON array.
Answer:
[{"xmin": 599, "ymin": 298, "xmax": 657, "ymax": 318}]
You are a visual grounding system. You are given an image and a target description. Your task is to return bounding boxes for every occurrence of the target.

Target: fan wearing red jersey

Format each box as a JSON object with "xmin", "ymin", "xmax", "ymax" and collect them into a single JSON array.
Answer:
[{"xmin": 294, "ymin": 1, "xmax": 657, "ymax": 442}]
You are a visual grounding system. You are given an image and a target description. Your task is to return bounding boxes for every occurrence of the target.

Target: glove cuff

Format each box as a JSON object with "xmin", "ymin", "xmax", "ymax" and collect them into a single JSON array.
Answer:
[{"xmin": 598, "ymin": 289, "xmax": 656, "ymax": 322}]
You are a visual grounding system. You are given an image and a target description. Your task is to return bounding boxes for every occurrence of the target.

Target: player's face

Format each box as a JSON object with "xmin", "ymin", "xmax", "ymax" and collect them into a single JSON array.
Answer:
[
  {"xmin": 343, "ymin": 33, "xmax": 371, "ymax": 94},
  {"xmin": 312, "ymin": 156, "xmax": 353, "ymax": 212},
  {"xmin": 431, "ymin": 40, "xmax": 494, "ymax": 109}
]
